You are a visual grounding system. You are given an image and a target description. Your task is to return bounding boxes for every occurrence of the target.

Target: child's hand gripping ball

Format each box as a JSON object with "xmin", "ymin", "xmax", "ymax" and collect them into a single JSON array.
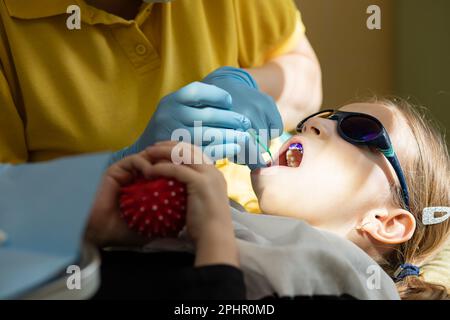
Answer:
[{"xmin": 119, "ymin": 177, "xmax": 187, "ymax": 238}]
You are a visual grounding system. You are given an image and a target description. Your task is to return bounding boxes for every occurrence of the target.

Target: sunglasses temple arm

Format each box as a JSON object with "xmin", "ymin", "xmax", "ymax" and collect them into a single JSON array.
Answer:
[{"xmin": 384, "ymin": 153, "xmax": 411, "ymax": 211}]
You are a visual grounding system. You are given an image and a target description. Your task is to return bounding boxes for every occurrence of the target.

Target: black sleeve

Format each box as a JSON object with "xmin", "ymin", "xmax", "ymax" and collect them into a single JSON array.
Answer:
[
  {"xmin": 92, "ymin": 250, "xmax": 246, "ymax": 300},
  {"xmin": 168, "ymin": 264, "xmax": 246, "ymax": 300}
]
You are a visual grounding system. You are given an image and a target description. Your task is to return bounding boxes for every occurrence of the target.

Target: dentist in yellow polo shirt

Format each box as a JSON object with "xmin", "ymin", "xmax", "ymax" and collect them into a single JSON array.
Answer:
[{"xmin": 0, "ymin": 0, "xmax": 322, "ymax": 211}]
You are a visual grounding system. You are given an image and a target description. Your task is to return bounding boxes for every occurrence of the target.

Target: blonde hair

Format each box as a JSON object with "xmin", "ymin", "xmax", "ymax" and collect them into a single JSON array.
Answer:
[{"xmin": 370, "ymin": 97, "xmax": 450, "ymax": 300}]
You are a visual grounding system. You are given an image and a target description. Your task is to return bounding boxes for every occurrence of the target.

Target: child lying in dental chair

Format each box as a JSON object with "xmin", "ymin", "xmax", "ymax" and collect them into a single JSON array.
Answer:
[{"xmin": 89, "ymin": 98, "xmax": 450, "ymax": 300}]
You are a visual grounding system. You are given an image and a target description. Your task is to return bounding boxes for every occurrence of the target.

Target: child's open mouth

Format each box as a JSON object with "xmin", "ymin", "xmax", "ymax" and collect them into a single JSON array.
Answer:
[
  {"xmin": 269, "ymin": 138, "xmax": 304, "ymax": 168},
  {"xmin": 286, "ymin": 143, "xmax": 304, "ymax": 167}
]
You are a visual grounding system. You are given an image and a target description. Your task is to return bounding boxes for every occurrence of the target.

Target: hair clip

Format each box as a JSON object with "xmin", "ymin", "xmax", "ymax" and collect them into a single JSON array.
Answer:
[
  {"xmin": 422, "ymin": 207, "xmax": 450, "ymax": 226},
  {"xmin": 393, "ymin": 263, "xmax": 420, "ymax": 282}
]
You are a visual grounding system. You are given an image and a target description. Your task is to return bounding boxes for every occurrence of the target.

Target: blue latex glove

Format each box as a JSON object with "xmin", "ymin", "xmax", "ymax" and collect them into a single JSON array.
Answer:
[
  {"xmin": 109, "ymin": 81, "xmax": 253, "ymax": 164},
  {"xmin": 202, "ymin": 66, "xmax": 284, "ymax": 169}
]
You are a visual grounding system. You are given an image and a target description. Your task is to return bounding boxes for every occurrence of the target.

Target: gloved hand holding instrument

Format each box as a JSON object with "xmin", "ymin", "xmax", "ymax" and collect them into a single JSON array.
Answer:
[
  {"xmin": 202, "ymin": 66, "xmax": 283, "ymax": 169},
  {"xmin": 110, "ymin": 66, "xmax": 283, "ymax": 170}
]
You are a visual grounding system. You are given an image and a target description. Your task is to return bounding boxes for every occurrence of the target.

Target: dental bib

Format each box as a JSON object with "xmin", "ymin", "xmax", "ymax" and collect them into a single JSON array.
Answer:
[{"xmin": 142, "ymin": 205, "xmax": 400, "ymax": 300}]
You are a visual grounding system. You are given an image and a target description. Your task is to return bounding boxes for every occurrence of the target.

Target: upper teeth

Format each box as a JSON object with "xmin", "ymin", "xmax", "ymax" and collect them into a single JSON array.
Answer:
[{"xmin": 286, "ymin": 143, "xmax": 303, "ymax": 167}]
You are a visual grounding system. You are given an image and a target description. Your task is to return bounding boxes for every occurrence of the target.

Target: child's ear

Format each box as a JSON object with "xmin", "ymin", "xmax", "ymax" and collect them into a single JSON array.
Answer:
[{"xmin": 363, "ymin": 208, "xmax": 416, "ymax": 244}]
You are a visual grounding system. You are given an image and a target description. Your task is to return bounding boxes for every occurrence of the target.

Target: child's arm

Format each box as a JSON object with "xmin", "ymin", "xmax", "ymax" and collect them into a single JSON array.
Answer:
[
  {"xmin": 92, "ymin": 142, "xmax": 244, "ymax": 299},
  {"xmin": 87, "ymin": 142, "xmax": 239, "ymax": 269},
  {"xmin": 143, "ymin": 141, "xmax": 239, "ymax": 268}
]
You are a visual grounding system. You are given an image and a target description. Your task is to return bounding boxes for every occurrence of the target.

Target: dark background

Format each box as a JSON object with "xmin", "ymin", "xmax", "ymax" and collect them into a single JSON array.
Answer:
[{"xmin": 296, "ymin": 0, "xmax": 450, "ymax": 146}]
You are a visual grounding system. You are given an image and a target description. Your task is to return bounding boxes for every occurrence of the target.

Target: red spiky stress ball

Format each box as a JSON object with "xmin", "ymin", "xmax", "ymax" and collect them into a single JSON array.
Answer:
[{"xmin": 119, "ymin": 177, "xmax": 187, "ymax": 238}]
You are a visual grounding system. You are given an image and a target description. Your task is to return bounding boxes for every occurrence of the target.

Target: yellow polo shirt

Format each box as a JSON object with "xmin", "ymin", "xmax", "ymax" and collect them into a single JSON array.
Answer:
[{"xmin": 0, "ymin": 0, "xmax": 304, "ymax": 210}]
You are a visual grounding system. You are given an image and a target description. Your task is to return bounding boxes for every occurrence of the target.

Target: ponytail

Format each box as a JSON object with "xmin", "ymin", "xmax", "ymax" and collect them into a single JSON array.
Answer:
[{"xmin": 396, "ymin": 276, "xmax": 448, "ymax": 300}]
